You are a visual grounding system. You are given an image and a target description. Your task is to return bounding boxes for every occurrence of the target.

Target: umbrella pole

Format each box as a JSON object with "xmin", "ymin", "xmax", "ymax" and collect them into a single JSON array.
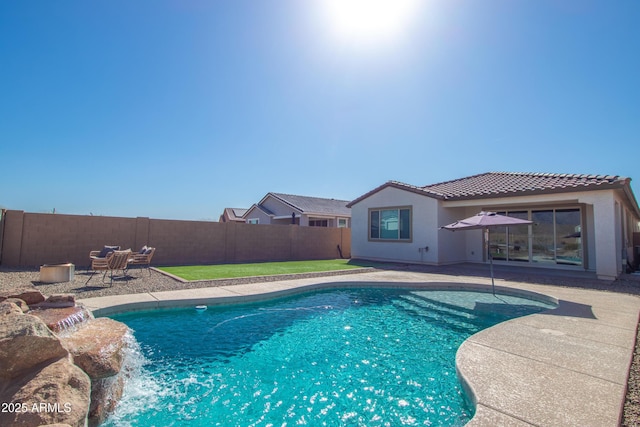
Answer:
[{"xmin": 485, "ymin": 228, "xmax": 495, "ymax": 295}]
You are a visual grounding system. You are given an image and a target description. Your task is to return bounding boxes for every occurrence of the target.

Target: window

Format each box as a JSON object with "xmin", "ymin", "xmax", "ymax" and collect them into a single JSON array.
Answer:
[
  {"xmin": 247, "ymin": 218, "xmax": 259, "ymax": 224},
  {"xmin": 369, "ymin": 207, "xmax": 411, "ymax": 241},
  {"xmin": 338, "ymin": 218, "xmax": 348, "ymax": 228},
  {"xmin": 309, "ymin": 219, "xmax": 328, "ymax": 227}
]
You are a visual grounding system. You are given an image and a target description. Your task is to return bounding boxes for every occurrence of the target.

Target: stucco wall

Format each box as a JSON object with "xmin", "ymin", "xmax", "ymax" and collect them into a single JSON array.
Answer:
[
  {"xmin": 0, "ymin": 210, "xmax": 351, "ymax": 268},
  {"xmin": 261, "ymin": 196, "xmax": 293, "ymax": 217},
  {"xmin": 350, "ymin": 184, "xmax": 640, "ymax": 280},
  {"xmin": 243, "ymin": 207, "xmax": 272, "ymax": 225},
  {"xmin": 350, "ymin": 186, "xmax": 441, "ymax": 264},
  {"xmin": 351, "ymin": 187, "xmax": 491, "ymax": 265}
]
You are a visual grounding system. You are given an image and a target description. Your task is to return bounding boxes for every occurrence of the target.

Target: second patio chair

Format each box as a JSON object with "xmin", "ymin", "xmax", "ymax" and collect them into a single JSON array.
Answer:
[
  {"xmin": 127, "ymin": 246, "xmax": 156, "ymax": 275},
  {"xmin": 86, "ymin": 249, "xmax": 132, "ymax": 286}
]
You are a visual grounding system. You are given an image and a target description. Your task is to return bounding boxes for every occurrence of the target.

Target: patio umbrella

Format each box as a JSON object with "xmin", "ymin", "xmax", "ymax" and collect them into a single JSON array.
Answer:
[{"xmin": 440, "ymin": 211, "xmax": 532, "ymax": 294}]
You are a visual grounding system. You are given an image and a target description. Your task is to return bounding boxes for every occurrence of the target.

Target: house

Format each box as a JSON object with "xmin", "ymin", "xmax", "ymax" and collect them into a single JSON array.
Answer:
[
  {"xmin": 219, "ymin": 208, "xmax": 248, "ymax": 223},
  {"xmin": 347, "ymin": 172, "xmax": 640, "ymax": 280},
  {"xmin": 243, "ymin": 192, "xmax": 351, "ymax": 227}
]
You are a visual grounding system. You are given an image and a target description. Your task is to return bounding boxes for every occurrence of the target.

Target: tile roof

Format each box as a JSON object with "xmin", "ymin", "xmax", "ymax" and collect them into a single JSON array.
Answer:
[
  {"xmin": 270, "ymin": 193, "xmax": 351, "ymax": 216},
  {"xmin": 348, "ymin": 172, "xmax": 632, "ymax": 207},
  {"xmin": 420, "ymin": 172, "xmax": 629, "ymax": 200}
]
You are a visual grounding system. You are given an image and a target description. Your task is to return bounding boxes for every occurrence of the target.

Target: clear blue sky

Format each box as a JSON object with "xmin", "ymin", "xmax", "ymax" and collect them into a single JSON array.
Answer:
[{"xmin": 1, "ymin": 0, "xmax": 638, "ymax": 220}]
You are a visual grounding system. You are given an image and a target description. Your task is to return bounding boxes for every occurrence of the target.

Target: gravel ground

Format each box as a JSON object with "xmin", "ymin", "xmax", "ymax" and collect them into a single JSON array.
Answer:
[{"xmin": 1, "ymin": 263, "xmax": 639, "ymax": 425}]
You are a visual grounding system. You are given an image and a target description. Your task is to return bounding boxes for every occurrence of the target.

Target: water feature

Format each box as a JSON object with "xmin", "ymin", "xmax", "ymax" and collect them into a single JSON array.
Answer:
[
  {"xmin": 102, "ymin": 287, "xmax": 555, "ymax": 426},
  {"xmin": 30, "ymin": 305, "xmax": 92, "ymax": 334}
]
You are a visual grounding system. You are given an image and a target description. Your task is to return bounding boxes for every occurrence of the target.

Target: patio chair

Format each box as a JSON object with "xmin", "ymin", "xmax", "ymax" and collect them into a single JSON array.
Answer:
[
  {"xmin": 89, "ymin": 245, "xmax": 120, "ymax": 261},
  {"xmin": 86, "ymin": 249, "xmax": 132, "ymax": 286},
  {"xmin": 127, "ymin": 246, "xmax": 156, "ymax": 275}
]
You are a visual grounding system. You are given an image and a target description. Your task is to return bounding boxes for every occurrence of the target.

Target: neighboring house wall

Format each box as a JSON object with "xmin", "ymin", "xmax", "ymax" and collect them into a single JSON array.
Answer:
[
  {"xmin": 261, "ymin": 196, "xmax": 297, "ymax": 219},
  {"xmin": 243, "ymin": 193, "xmax": 351, "ymax": 227},
  {"xmin": 243, "ymin": 206, "xmax": 272, "ymax": 225},
  {"xmin": 302, "ymin": 216, "xmax": 350, "ymax": 228},
  {"xmin": 219, "ymin": 208, "xmax": 248, "ymax": 223}
]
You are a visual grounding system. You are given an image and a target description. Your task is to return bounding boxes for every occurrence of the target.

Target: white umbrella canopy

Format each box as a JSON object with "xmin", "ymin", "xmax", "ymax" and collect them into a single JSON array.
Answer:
[
  {"xmin": 440, "ymin": 211, "xmax": 532, "ymax": 231},
  {"xmin": 440, "ymin": 211, "xmax": 532, "ymax": 294}
]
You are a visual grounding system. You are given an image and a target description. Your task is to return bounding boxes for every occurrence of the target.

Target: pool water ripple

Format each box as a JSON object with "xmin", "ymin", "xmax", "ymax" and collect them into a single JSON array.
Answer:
[{"xmin": 103, "ymin": 288, "xmax": 554, "ymax": 426}]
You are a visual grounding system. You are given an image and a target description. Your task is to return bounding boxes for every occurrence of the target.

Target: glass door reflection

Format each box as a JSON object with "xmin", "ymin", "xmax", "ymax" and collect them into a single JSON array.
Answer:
[
  {"xmin": 507, "ymin": 211, "xmax": 529, "ymax": 262},
  {"xmin": 532, "ymin": 210, "xmax": 555, "ymax": 264}
]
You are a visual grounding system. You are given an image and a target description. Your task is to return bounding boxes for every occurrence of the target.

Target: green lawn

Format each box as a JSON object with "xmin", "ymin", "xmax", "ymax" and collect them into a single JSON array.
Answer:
[{"xmin": 158, "ymin": 259, "xmax": 375, "ymax": 281}]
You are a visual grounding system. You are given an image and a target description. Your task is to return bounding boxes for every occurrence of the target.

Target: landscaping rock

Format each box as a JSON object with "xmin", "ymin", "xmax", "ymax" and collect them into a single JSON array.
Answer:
[
  {"xmin": 60, "ymin": 317, "xmax": 129, "ymax": 379},
  {"xmin": 0, "ymin": 286, "xmax": 45, "ymax": 305},
  {"xmin": 5, "ymin": 297, "xmax": 29, "ymax": 313},
  {"xmin": 0, "ymin": 300, "xmax": 25, "ymax": 316},
  {"xmin": 0, "ymin": 312, "xmax": 68, "ymax": 379},
  {"xmin": 89, "ymin": 375, "xmax": 126, "ymax": 426},
  {"xmin": 39, "ymin": 293, "xmax": 77, "ymax": 308},
  {"xmin": 0, "ymin": 357, "xmax": 90, "ymax": 427}
]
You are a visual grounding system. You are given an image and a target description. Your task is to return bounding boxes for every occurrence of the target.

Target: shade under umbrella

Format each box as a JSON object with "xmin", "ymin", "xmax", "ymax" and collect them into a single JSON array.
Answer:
[{"xmin": 440, "ymin": 211, "xmax": 532, "ymax": 294}]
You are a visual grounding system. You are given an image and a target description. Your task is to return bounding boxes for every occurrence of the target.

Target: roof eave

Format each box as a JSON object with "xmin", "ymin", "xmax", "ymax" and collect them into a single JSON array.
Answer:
[
  {"xmin": 347, "ymin": 181, "xmax": 443, "ymax": 208},
  {"xmin": 242, "ymin": 204, "xmax": 275, "ymax": 218},
  {"xmin": 620, "ymin": 178, "xmax": 640, "ymax": 218}
]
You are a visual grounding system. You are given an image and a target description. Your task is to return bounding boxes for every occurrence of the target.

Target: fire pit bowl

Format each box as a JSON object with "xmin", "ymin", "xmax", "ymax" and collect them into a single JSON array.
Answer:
[{"xmin": 40, "ymin": 263, "xmax": 75, "ymax": 283}]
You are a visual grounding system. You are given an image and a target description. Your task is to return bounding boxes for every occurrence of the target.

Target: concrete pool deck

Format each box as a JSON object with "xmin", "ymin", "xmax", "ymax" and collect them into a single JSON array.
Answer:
[{"xmin": 78, "ymin": 269, "xmax": 640, "ymax": 426}]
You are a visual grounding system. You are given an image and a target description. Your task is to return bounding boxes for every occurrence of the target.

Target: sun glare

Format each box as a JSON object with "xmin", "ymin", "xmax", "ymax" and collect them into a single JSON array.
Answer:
[{"xmin": 317, "ymin": 0, "xmax": 423, "ymax": 47}]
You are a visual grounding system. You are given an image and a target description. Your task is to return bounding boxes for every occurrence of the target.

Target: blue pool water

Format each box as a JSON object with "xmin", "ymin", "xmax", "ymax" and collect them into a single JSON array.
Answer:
[{"xmin": 103, "ymin": 288, "xmax": 555, "ymax": 426}]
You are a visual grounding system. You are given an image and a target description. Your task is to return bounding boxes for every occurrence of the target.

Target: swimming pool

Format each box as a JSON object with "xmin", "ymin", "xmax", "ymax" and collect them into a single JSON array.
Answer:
[{"xmin": 102, "ymin": 287, "xmax": 555, "ymax": 426}]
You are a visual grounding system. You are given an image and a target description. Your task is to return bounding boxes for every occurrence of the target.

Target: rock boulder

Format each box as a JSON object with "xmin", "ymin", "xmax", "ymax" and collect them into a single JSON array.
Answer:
[
  {"xmin": 0, "ymin": 287, "xmax": 45, "ymax": 306},
  {"xmin": 0, "ymin": 357, "xmax": 90, "ymax": 427},
  {"xmin": 89, "ymin": 375, "xmax": 126, "ymax": 426},
  {"xmin": 38, "ymin": 294, "xmax": 77, "ymax": 309},
  {"xmin": 0, "ymin": 300, "xmax": 24, "ymax": 316},
  {"xmin": 0, "ymin": 312, "xmax": 68, "ymax": 379},
  {"xmin": 4, "ymin": 297, "xmax": 29, "ymax": 313},
  {"xmin": 60, "ymin": 317, "xmax": 129, "ymax": 379}
]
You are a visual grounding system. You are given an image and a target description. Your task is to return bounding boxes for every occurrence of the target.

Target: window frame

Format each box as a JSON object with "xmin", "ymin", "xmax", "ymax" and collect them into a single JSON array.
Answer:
[{"xmin": 368, "ymin": 206, "xmax": 413, "ymax": 242}]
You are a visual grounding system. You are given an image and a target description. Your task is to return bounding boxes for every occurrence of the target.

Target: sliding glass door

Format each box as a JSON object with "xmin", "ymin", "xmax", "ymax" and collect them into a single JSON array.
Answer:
[
  {"xmin": 507, "ymin": 211, "xmax": 529, "ymax": 262},
  {"xmin": 532, "ymin": 210, "xmax": 555, "ymax": 264},
  {"xmin": 488, "ymin": 211, "xmax": 529, "ymax": 262},
  {"xmin": 489, "ymin": 208, "xmax": 583, "ymax": 267},
  {"xmin": 554, "ymin": 209, "xmax": 582, "ymax": 265}
]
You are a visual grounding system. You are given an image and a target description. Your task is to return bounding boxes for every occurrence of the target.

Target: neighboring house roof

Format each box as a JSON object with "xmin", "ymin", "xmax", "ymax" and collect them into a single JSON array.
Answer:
[
  {"xmin": 230, "ymin": 208, "xmax": 248, "ymax": 217},
  {"xmin": 244, "ymin": 203, "xmax": 275, "ymax": 217},
  {"xmin": 262, "ymin": 193, "xmax": 351, "ymax": 216},
  {"xmin": 348, "ymin": 172, "xmax": 639, "ymax": 214},
  {"xmin": 219, "ymin": 207, "xmax": 248, "ymax": 222}
]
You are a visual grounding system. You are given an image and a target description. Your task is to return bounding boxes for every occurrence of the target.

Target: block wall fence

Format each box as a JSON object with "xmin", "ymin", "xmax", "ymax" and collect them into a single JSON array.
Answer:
[{"xmin": 0, "ymin": 210, "xmax": 351, "ymax": 268}]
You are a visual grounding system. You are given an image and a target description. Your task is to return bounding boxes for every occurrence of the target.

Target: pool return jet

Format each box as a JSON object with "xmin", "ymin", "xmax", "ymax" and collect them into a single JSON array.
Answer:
[{"xmin": 440, "ymin": 211, "xmax": 532, "ymax": 295}]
